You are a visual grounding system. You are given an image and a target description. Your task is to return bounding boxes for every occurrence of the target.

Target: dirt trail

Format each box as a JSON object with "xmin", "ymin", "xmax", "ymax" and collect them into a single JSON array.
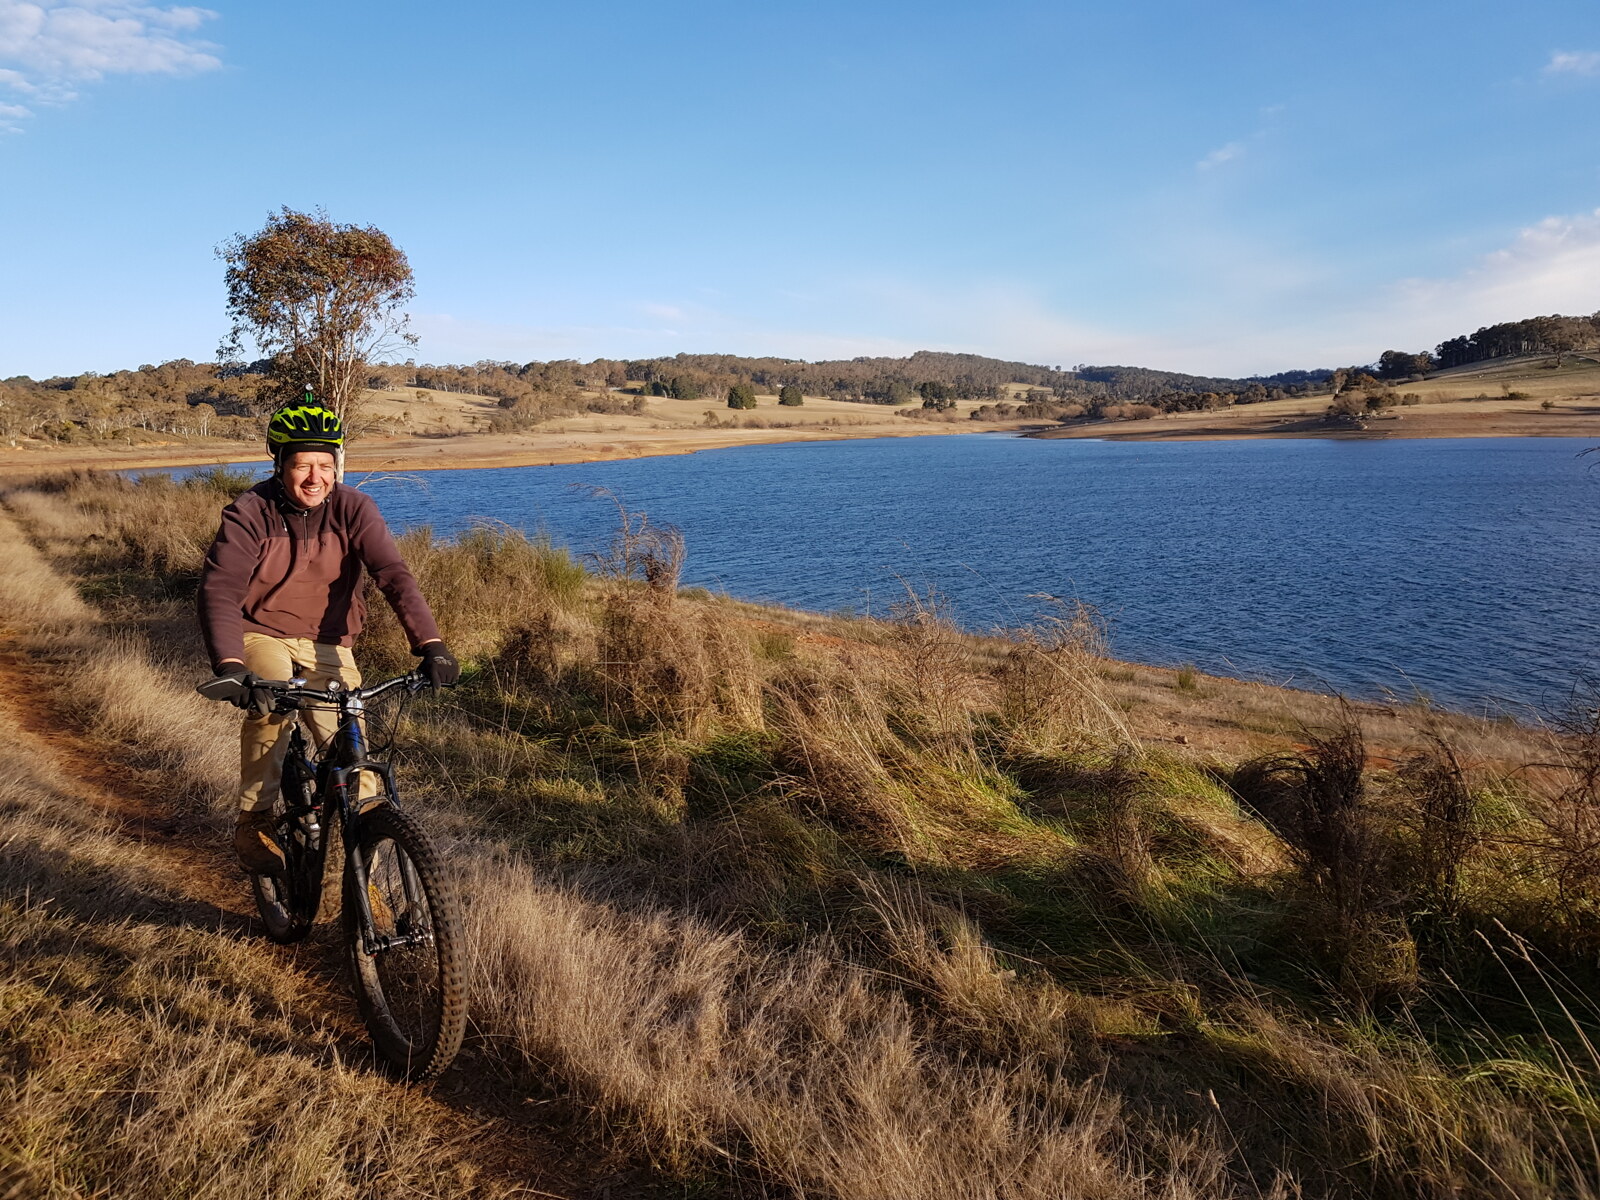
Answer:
[{"xmin": 0, "ymin": 631, "xmax": 625, "ymax": 1198}]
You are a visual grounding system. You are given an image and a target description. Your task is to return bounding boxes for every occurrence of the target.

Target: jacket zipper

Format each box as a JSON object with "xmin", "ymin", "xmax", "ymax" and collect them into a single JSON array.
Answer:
[{"xmin": 255, "ymin": 491, "xmax": 316, "ymax": 612}]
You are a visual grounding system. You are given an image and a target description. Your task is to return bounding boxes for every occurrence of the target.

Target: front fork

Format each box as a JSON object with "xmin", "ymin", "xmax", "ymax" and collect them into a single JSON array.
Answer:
[{"xmin": 338, "ymin": 760, "xmax": 429, "ymax": 956}]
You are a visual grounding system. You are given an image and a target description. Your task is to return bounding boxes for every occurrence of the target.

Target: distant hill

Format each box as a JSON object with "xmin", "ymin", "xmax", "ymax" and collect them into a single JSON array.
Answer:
[
  {"xmin": 398, "ymin": 351, "xmax": 1333, "ymax": 409},
  {"xmin": 1071, "ymin": 364, "xmax": 1332, "ymax": 400},
  {"xmin": 7, "ymin": 309, "xmax": 1597, "ymax": 445}
]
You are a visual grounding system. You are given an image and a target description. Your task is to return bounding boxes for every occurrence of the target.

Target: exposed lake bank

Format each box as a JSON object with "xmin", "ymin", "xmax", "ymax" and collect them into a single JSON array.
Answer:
[
  {"xmin": 7, "ymin": 386, "xmax": 1600, "ymax": 478},
  {"xmin": 0, "ymin": 391, "xmax": 1040, "ymax": 477}
]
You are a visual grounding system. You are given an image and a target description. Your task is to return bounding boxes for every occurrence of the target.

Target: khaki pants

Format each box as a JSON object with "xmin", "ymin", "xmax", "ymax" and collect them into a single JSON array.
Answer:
[{"xmin": 238, "ymin": 633, "xmax": 378, "ymax": 813}]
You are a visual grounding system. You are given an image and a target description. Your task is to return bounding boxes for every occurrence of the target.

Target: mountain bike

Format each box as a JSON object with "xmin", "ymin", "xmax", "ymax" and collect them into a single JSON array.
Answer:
[{"xmin": 201, "ymin": 669, "xmax": 466, "ymax": 1081}]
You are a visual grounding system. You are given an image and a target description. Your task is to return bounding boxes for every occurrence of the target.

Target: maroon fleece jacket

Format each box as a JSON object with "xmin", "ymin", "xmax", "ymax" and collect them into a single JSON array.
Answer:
[{"xmin": 197, "ymin": 480, "xmax": 440, "ymax": 670}]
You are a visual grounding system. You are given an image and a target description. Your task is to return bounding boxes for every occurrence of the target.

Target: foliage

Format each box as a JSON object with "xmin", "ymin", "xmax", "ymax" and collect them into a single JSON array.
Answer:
[
  {"xmin": 1377, "ymin": 349, "xmax": 1435, "ymax": 379},
  {"xmin": 576, "ymin": 485, "xmax": 685, "ymax": 595},
  {"xmin": 726, "ymin": 383, "xmax": 757, "ymax": 410},
  {"xmin": 1435, "ymin": 313, "xmax": 1599, "ymax": 369},
  {"xmin": 218, "ymin": 207, "xmax": 417, "ymax": 435},
  {"xmin": 15, "ymin": 308, "xmax": 1600, "ymax": 450},
  {"xmin": 0, "ymin": 364, "xmax": 262, "ymax": 446}
]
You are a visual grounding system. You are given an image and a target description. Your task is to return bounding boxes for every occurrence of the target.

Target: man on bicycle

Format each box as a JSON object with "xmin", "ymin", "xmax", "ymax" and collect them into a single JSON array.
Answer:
[{"xmin": 198, "ymin": 398, "xmax": 459, "ymax": 874}]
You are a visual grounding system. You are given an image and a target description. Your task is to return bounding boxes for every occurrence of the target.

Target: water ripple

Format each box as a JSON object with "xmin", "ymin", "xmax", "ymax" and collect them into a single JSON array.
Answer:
[{"xmin": 337, "ymin": 433, "xmax": 1600, "ymax": 716}]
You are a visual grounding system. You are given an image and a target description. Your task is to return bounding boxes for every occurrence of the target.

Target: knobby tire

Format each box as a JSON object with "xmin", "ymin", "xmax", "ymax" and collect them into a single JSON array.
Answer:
[{"xmin": 343, "ymin": 804, "xmax": 466, "ymax": 1081}]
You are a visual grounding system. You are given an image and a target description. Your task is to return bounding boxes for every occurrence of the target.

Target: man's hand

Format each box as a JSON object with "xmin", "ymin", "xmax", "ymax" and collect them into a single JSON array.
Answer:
[
  {"xmin": 418, "ymin": 642, "xmax": 460, "ymax": 690},
  {"xmin": 199, "ymin": 665, "xmax": 274, "ymax": 717}
]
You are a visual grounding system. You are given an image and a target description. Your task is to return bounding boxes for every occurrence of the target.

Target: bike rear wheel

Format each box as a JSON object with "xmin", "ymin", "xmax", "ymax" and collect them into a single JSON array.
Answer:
[
  {"xmin": 343, "ymin": 804, "xmax": 466, "ymax": 1081},
  {"xmin": 249, "ymin": 756, "xmax": 323, "ymax": 943}
]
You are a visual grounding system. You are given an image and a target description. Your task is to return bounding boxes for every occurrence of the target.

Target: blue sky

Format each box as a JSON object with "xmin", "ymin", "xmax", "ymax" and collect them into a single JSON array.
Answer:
[{"xmin": 2, "ymin": 0, "xmax": 1599, "ymax": 378}]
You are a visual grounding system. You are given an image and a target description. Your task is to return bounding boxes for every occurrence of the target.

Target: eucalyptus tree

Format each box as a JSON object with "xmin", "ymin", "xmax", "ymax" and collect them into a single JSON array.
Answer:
[{"xmin": 219, "ymin": 207, "xmax": 416, "ymax": 435}]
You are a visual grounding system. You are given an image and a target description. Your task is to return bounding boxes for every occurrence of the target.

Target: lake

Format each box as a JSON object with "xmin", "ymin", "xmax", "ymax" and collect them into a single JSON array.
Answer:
[{"xmin": 175, "ymin": 434, "xmax": 1600, "ymax": 715}]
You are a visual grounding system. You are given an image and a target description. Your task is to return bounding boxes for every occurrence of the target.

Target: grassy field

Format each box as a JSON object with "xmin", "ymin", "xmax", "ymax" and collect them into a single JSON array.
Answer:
[
  {"xmin": 0, "ymin": 468, "xmax": 1597, "ymax": 1197},
  {"xmin": 0, "ymin": 386, "xmax": 1027, "ymax": 476},
  {"xmin": 1041, "ymin": 354, "xmax": 1600, "ymax": 441}
]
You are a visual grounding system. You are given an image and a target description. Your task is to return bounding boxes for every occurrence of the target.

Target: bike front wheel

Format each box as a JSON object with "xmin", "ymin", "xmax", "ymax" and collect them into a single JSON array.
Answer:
[{"xmin": 342, "ymin": 805, "xmax": 466, "ymax": 1081}]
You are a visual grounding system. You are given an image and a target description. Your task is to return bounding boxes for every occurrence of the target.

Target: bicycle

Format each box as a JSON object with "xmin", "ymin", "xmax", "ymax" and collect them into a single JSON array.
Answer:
[{"xmin": 200, "ymin": 669, "xmax": 466, "ymax": 1081}]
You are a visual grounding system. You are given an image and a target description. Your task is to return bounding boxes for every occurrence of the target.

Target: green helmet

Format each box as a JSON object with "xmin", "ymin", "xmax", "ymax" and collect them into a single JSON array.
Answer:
[{"xmin": 266, "ymin": 393, "xmax": 343, "ymax": 456}]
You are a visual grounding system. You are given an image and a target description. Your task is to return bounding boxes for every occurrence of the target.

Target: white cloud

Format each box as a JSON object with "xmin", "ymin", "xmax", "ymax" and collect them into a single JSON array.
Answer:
[
  {"xmin": 412, "ymin": 313, "xmax": 685, "ymax": 363},
  {"xmin": 0, "ymin": 0, "xmax": 219, "ymax": 126},
  {"xmin": 1544, "ymin": 50, "xmax": 1600, "ymax": 76},
  {"xmin": 1386, "ymin": 208, "xmax": 1600, "ymax": 327},
  {"xmin": 1131, "ymin": 207, "xmax": 1600, "ymax": 372},
  {"xmin": 638, "ymin": 301, "xmax": 686, "ymax": 321},
  {"xmin": 1196, "ymin": 141, "xmax": 1244, "ymax": 171}
]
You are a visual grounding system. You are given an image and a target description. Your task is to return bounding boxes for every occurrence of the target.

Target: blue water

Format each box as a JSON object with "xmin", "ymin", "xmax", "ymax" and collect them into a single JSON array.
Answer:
[{"xmin": 170, "ymin": 435, "xmax": 1600, "ymax": 714}]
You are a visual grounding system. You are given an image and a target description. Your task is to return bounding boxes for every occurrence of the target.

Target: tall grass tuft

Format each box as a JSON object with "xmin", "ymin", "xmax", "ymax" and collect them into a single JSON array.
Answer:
[
  {"xmin": 1233, "ymin": 705, "xmax": 1416, "ymax": 1003},
  {"xmin": 996, "ymin": 597, "xmax": 1130, "ymax": 754},
  {"xmin": 1540, "ymin": 695, "xmax": 1600, "ymax": 958},
  {"xmin": 578, "ymin": 484, "xmax": 686, "ymax": 595},
  {"xmin": 1396, "ymin": 729, "xmax": 1481, "ymax": 928},
  {"xmin": 595, "ymin": 588, "xmax": 761, "ymax": 737}
]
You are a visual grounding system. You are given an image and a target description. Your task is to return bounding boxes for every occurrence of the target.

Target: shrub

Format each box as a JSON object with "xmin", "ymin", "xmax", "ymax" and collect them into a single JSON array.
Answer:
[
  {"xmin": 727, "ymin": 383, "xmax": 758, "ymax": 410},
  {"xmin": 995, "ymin": 599, "xmax": 1125, "ymax": 753},
  {"xmin": 1100, "ymin": 403, "xmax": 1159, "ymax": 421},
  {"xmin": 1394, "ymin": 731, "xmax": 1480, "ymax": 925},
  {"xmin": 1232, "ymin": 706, "xmax": 1415, "ymax": 1003},
  {"xmin": 578, "ymin": 486, "xmax": 684, "ymax": 594},
  {"xmin": 596, "ymin": 589, "xmax": 760, "ymax": 737},
  {"xmin": 778, "ymin": 385, "xmax": 803, "ymax": 407}
]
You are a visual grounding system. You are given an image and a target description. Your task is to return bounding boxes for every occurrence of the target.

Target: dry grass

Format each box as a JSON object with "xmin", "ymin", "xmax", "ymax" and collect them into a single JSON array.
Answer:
[
  {"xmin": 460, "ymin": 858, "xmax": 1172, "ymax": 1199},
  {"xmin": 0, "ymin": 700, "xmax": 525, "ymax": 1200},
  {"xmin": 3, "ymin": 470, "xmax": 1599, "ymax": 1199}
]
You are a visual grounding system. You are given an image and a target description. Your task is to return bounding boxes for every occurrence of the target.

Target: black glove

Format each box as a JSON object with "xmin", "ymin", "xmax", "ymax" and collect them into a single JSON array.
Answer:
[
  {"xmin": 417, "ymin": 642, "xmax": 460, "ymax": 690},
  {"xmin": 199, "ymin": 665, "xmax": 274, "ymax": 718}
]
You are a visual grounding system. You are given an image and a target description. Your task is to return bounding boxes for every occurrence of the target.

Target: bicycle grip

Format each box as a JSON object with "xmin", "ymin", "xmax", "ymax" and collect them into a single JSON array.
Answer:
[{"xmin": 197, "ymin": 676, "xmax": 243, "ymax": 702}]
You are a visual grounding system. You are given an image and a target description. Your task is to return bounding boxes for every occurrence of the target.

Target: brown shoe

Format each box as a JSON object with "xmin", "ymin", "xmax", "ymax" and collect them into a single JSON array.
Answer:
[{"xmin": 234, "ymin": 810, "xmax": 286, "ymax": 875}]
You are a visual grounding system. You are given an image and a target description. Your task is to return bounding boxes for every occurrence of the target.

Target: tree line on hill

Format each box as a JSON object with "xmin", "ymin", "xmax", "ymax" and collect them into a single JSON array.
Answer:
[
  {"xmin": 7, "ymin": 311, "xmax": 1600, "ymax": 447},
  {"xmin": 0, "ymin": 352, "xmax": 1323, "ymax": 445},
  {"xmin": 0, "ymin": 360, "xmax": 267, "ymax": 446},
  {"xmin": 1360, "ymin": 314, "xmax": 1599, "ymax": 381},
  {"xmin": 1431, "ymin": 313, "xmax": 1599, "ymax": 369}
]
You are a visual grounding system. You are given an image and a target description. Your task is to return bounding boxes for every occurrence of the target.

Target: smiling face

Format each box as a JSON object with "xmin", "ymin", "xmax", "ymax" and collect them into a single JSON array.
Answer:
[{"xmin": 281, "ymin": 450, "xmax": 337, "ymax": 508}]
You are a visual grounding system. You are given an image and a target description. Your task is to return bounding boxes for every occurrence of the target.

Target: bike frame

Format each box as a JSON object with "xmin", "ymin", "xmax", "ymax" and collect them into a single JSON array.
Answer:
[{"xmin": 271, "ymin": 672, "xmax": 429, "ymax": 956}]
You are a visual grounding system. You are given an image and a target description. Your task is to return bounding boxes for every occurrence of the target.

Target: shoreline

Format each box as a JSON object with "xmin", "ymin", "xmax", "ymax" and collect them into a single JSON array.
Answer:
[
  {"xmin": 6, "ymin": 404, "xmax": 1600, "ymax": 478},
  {"xmin": 1026, "ymin": 403, "xmax": 1600, "ymax": 444},
  {"xmin": 0, "ymin": 420, "xmax": 1038, "ymax": 477}
]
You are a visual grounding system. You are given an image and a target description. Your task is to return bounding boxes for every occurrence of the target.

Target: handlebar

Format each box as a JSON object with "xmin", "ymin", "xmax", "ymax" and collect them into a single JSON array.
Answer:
[
  {"xmin": 257, "ymin": 670, "xmax": 429, "ymax": 706},
  {"xmin": 197, "ymin": 669, "xmax": 434, "ymax": 710}
]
